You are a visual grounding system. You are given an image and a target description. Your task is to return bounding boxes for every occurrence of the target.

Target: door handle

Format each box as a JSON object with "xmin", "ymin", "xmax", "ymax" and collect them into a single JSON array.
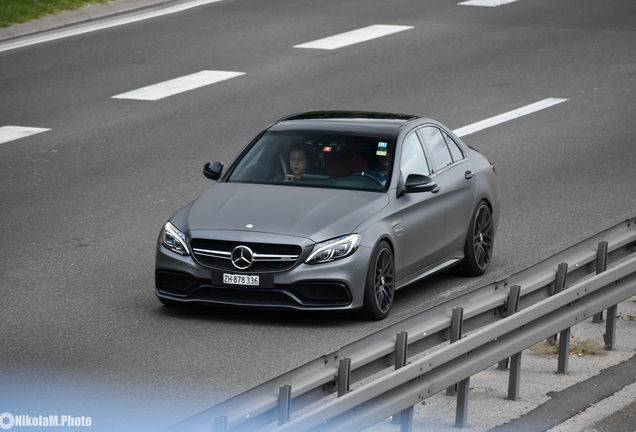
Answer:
[{"xmin": 464, "ymin": 171, "xmax": 475, "ymax": 180}]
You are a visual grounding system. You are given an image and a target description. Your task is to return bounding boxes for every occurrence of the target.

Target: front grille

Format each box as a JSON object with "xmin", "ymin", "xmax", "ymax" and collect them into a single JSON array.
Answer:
[
  {"xmin": 191, "ymin": 239, "xmax": 302, "ymax": 273},
  {"xmin": 196, "ymin": 287, "xmax": 298, "ymax": 305}
]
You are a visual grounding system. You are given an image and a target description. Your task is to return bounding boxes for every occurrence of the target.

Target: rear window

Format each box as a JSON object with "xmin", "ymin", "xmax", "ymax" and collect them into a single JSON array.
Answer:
[
  {"xmin": 419, "ymin": 127, "xmax": 452, "ymax": 172},
  {"xmin": 442, "ymin": 130, "xmax": 465, "ymax": 162}
]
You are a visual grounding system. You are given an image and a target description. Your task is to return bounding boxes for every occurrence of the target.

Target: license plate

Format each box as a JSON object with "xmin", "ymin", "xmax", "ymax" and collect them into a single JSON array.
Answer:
[{"xmin": 223, "ymin": 274, "xmax": 260, "ymax": 286}]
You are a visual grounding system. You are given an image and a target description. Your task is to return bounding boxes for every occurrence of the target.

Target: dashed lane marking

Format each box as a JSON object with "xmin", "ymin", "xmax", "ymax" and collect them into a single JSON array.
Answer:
[
  {"xmin": 453, "ymin": 98, "xmax": 569, "ymax": 137},
  {"xmin": 459, "ymin": 0, "xmax": 519, "ymax": 6},
  {"xmin": 112, "ymin": 70, "xmax": 245, "ymax": 101},
  {"xmin": 0, "ymin": 126, "xmax": 51, "ymax": 145},
  {"xmin": 294, "ymin": 25, "xmax": 413, "ymax": 50}
]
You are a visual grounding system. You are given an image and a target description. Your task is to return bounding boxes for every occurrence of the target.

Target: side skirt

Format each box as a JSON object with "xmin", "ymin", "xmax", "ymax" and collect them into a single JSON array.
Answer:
[{"xmin": 395, "ymin": 251, "xmax": 464, "ymax": 291}]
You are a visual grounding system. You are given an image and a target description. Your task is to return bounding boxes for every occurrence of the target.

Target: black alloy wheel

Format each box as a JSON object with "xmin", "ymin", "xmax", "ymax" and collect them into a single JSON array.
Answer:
[
  {"xmin": 458, "ymin": 201, "xmax": 494, "ymax": 276},
  {"xmin": 473, "ymin": 203, "xmax": 494, "ymax": 270},
  {"xmin": 362, "ymin": 241, "xmax": 395, "ymax": 320}
]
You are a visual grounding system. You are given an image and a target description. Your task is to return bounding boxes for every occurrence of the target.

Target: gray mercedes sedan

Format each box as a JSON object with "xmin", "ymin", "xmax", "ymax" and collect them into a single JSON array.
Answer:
[{"xmin": 155, "ymin": 111, "xmax": 500, "ymax": 319}]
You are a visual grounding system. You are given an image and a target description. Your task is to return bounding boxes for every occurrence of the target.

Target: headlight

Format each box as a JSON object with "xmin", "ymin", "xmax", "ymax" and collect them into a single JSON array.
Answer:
[
  {"xmin": 160, "ymin": 222, "xmax": 190, "ymax": 256},
  {"xmin": 305, "ymin": 234, "xmax": 361, "ymax": 265}
]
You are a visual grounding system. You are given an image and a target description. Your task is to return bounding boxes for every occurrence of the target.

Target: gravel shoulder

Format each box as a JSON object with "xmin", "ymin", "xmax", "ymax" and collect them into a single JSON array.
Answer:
[{"xmin": 365, "ymin": 296, "xmax": 636, "ymax": 432}]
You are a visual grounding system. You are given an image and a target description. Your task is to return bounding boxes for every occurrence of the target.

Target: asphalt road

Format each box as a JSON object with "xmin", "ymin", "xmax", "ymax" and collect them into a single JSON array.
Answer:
[{"xmin": 1, "ymin": 0, "xmax": 635, "ymax": 430}]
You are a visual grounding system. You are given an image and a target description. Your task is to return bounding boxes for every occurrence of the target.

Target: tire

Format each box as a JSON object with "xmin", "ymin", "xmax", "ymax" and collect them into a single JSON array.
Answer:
[
  {"xmin": 457, "ymin": 201, "xmax": 495, "ymax": 276},
  {"xmin": 362, "ymin": 241, "xmax": 395, "ymax": 320}
]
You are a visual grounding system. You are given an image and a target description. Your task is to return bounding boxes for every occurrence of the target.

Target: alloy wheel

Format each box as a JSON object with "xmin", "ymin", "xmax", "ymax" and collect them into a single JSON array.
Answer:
[
  {"xmin": 374, "ymin": 248, "xmax": 395, "ymax": 313},
  {"xmin": 473, "ymin": 205, "xmax": 494, "ymax": 271}
]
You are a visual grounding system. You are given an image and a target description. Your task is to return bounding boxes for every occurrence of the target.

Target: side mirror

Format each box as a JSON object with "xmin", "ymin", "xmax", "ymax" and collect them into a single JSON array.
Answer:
[
  {"xmin": 405, "ymin": 174, "xmax": 439, "ymax": 193},
  {"xmin": 203, "ymin": 161, "xmax": 223, "ymax": 181}
]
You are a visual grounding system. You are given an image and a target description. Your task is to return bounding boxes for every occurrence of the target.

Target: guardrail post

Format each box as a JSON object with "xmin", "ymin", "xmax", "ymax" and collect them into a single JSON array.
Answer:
[
  {"xmin": 395, "ymin": 332, "xmax": 408, "ymax": 370},
  {"xmin": 278, "ymin": 385, "xmax": 291, "ymax": 426},
  {"xmin": 548, "ymin": 264, "xmax": 568, "ymax": 345},
  {"xmin": 558, "ymin": 327, "xmax": 571, "ymax": 374},
  {"xmin": 444, "ymin": 307, "xmax": 471, "ymax": 428},
  {"xmin": 338, "ymin": 358, "xmax": 351, "ymax": 397},
  {"xmin": 508, "ymin": 351, "xmax": 522, "ymax": 400},
  {"xmin": 499, "ymin": 285, "xmax": 522, "ymax": 400},
  {"xmin": 605, "ymin": 304, "xmax": 617, "ymax": 350},
  {"xmin": 593, "ymin": 241, "xmax": 608, "ymax": 323},
  {"xmin": 551, "ymin": 264, "xmax": 571, "ymax": 371},
  {"xmin": 214, "ymin": 415, "xmax": 227, "ymax": 432},
  {"xmin": 400, "ymin": 406, "xmax": 413, "ymax": 432},
  {"xmin": 456, "ymin": 377, "xmax": 470, "ymax": 428},
  {"xmin": 447, "ymin": 307, "xmax": 464, "ymax": 395},
  {"xmin": 592, "ymin": 240, "xmax": 617, "ymax": 349},
  {"xmin": 498, "ymin": 285, "xmax": 521, "ymax": 369},
  {"xmin": 392, "ymin": 332, "xmax": 412, "ymax": 429}
]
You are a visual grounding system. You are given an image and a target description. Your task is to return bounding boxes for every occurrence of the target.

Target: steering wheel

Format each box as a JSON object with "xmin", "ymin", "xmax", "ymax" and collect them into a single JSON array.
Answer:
[{"xmin": 351, "ymin": 172, "xmax": 384, "ymax": 187}]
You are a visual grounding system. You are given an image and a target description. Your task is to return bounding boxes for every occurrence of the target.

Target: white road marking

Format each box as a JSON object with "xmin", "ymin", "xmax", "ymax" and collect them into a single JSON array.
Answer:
[
  {"xmin": 0, "ymin": 0, "xmax": 223, "ymax": 53},
  {"xmin": 0, "ymin": 126, "xmax": 51, "ymax": 145},
  {"xmin": 294, "ymin": 25, "xmax": 413, "ymax": 50},
  {"xmin": 459, "ymin": 0, "xmax": 519, "ymax": 6},
  {"xmin": 453, "ymin": 98, "xmax": 569, "ymax": 137},
  {"xmin": 112, "ymin": 71, "xmax": 245, "ymax": 101}
]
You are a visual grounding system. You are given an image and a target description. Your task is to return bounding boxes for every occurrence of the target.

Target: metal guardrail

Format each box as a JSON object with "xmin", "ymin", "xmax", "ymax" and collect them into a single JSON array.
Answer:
[
  {"xmin": 165, "ymin": 217, "xmax": 636, "ymax": 432},
  {"xmin": 277, "ymin": 255, "xmax": 636, "ymax": 432}
]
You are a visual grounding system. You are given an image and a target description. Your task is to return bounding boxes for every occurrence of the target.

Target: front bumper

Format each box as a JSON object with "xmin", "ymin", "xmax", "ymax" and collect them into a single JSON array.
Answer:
[{"xmin": 155, "ymin": 238, "xmax": 372, "ymax": 311}]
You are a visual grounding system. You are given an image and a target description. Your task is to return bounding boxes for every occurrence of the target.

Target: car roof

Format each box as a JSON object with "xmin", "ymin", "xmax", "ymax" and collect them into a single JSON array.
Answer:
[{"xmin": 268, "ymin": 111, "xmax": 420, "ymax": 140}]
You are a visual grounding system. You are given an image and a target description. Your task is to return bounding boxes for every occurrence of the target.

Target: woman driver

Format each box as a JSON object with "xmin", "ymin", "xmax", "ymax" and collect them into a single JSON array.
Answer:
[{"xmin": 288, "ymin": 148, "xmax": 308, "ymax": 180}]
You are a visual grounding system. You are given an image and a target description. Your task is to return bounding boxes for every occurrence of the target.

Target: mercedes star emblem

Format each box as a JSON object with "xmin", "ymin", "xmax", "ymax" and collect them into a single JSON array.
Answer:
[{"xmin": 231, "ymin": 245, "xmax": 254, "ymax": 270}]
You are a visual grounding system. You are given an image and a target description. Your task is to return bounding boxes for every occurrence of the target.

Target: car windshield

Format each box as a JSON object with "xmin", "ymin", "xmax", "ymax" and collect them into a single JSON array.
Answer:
[{"xmin": 227, "ymin": 130, "xmax": 394, "ymax": 192}]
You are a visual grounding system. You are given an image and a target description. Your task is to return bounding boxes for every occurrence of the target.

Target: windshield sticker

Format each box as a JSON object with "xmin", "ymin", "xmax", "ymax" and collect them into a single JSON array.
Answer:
[{"xmin": 376, "ymin": 142, "xmax": 388, "ymax": 156}]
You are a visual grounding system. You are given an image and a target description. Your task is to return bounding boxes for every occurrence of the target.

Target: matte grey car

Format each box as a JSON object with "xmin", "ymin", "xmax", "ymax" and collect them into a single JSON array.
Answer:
[{"xmin": 155, "ymin": 111, "xmax": 500, "ymax": 319}]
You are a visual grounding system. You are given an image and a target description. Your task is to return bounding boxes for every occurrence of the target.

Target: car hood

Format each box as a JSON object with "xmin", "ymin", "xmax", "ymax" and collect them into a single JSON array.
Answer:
[{"xmin": 185, "ymin": 182, "xmax": 389, "ymax": 242}]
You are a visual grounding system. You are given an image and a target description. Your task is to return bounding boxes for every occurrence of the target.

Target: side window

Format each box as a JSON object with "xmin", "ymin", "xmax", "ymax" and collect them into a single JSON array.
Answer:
[
  {"xmin": 442, "ymin": 131, "xmax": 465, "ymax": 162},
  {"xmin": 419, "ymin": 127, "xmax": 452, "ymax": 172},
  {"xmin": 400, "ymin": 132, "xmax": 430, "ymax": 178}
]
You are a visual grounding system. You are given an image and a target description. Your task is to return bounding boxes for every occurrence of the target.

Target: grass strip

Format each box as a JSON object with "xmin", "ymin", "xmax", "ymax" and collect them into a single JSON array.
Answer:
[
  {"xmin": 1, "ymin": 0, "xmax": 109, "ymax": 28},
  {"xmin": 531, "ymin": 338, "xmax": 607, "ymax": 357}
]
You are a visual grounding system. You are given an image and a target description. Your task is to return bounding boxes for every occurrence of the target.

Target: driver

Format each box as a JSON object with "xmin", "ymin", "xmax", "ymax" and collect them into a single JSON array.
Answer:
[
  {"xmin": 287, "ymin": 148, "xmax": 308, "ymax": 180},
  {"xmin": 323, "ymin": 141, "xmax": 368, "ymax": 179},
  {"xmin": 364, "ymin": 150, "xmax": 391, "ymax": 185}
]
